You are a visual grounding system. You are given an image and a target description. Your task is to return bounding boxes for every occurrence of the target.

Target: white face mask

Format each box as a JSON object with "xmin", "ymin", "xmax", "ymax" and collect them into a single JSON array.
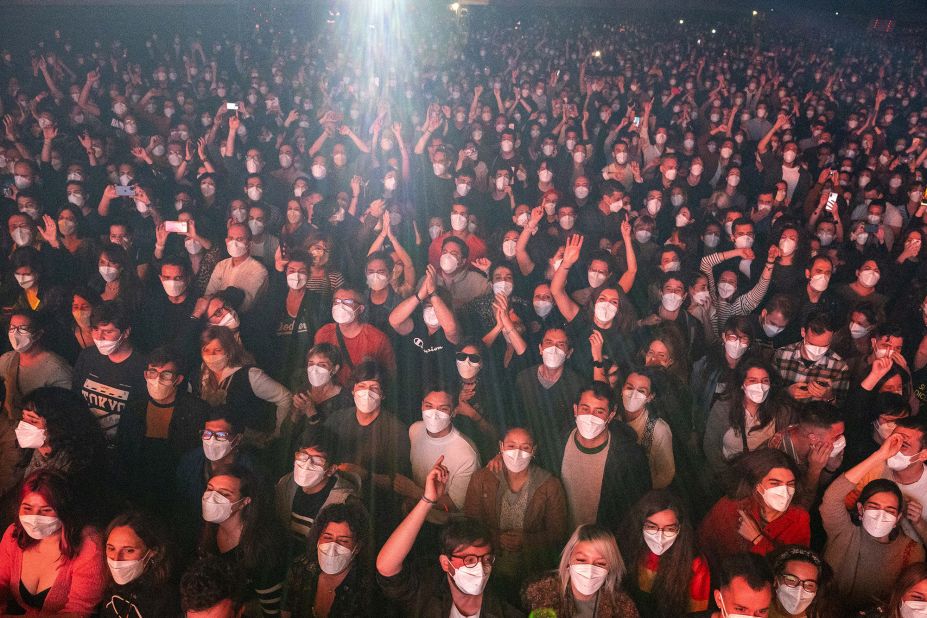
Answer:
[
  {"xmin": 439, "ymin": 253, "xmax": 459, "ymax": 274},
  {"xmin": 622, "ymin": 390, "xmax": 647, "ymax": 413},
  {"xmin": 692, "ymin": 290, "xmax": 710, "ymax": 306},
  {"xmin": 761, "ymin": 484, "xmax": 795, "ymax": 512},
  {"xmin": 450, "ymin": 213, "xmax": 468, "ymax": 232},
  {"xmin": 307, "ymin": 365, "xmax": 333, "ymax": 388},
  {"xmin": 318, "ymin": 541, "xmax": 354, "ymax": 575},
  {"xmin": 354, "ymin": 389, "xmax": 380, "ymax": 414},
  {"xmin": 332, "ymin": 304, "xmax": 356, "ymax": 325},
  {"xmin": 830, "ymin": 435, "xmax": 847, "ymax": 458},
  {"xmin": 286, "ymin": 272, "xmax": 308, "ymax": 291},
  {"xmin": 744, "ymin": 382, "xmax": 770, "ymax": 404},
  {"xmin": 643, "ymin": 529, "xmax": 677, "ymax": 555},
  {"xmin": 491, "ymin": 280, "xmax": 513, "ymax": 297},
  {"xmin": 202, "ymin": 435, "xmax": 234, "ymax": 461},
  {"xmin": 803, "ymin": 342, "xmax": 828, "ymax": 362},
  {"xmin": 848, "ymin": 321, "xmax": 871, "ymax": 340},
  {"xmin": 734, "ymin": 235, "xmax": 754, "ymax": 249},
  {"xmin": 146, "ymin": 375, "xmax": 175, "ymax": 401},
  {"xmin": 201, "ymin": 490, "xmax": 242, "ymax": 523},
  {"xmin": 226, "ymin": 239, "xmax": 248, "ymax": 258},
  {"xmin": 779, "ymin": 238, "xmax": 797, "ymax": 256},
  {"xmin": 15, "ymin": 420, "xmax": 46, "ymax": 449},
  {"xmin": 575, "ymin": 414, "xmax": 608, "ymax": 440},
  {"xmin": 94, "ymin": 335, "xmax": 123, "ymax": 357},
  {"xmin": 502, "ymin": 448, "xmax": 532, "ymax": 473},
  {"xmin": 861, "ymin": 508, "xmax": 897, "ymax": 538},
  {"xmin": 502, "ymin": 239, "xmax": 518, "ymax": 258},
  {"xmin": 724, "ymin": 338, "xmax": 748, "ymax": 360},
  {"xmin": 661, "ymin": 292, "xmax": 684, "ymax": 312},
  {"xmin": 717, "ymin": 592, "xmax": 756, "ymax": 618},
  {"xmin": 542, "ymin": 345, "xmax": 567, "ymax": 369},
  {"xmin": 594, "ymin": 300, "xmax": 618, "ymax": 323},
  {"xmin": 457, "ymin": 358, "xmax": 481, "ymax": 380},
  {"xmin": 763, "ymin": 321, "xmax": 784, "ymax": 337},
  {"xmin": 534, "ymin": 299, "xmax": 553, "ymax": 317},
  {"xmin": 901, "ymin": 601, "xmax": 927, "ymax": 618},
  {"xmin": 887, "ymin": 450, "xmax": 916, "ymax": 471},
  {"xmin": 859, "ymin": 269, "xmax": 880, "ymax": 288},
  {"xmin": 635, "ymin": 230, "xmax": 652, "ymax": 244},
  {"xmin": 776, "ymin": 582, "xmax": 816, "ymax": 616},
  {"xmin": 9, "ymin": 328, "xmax": 33, "ymax": 352},
  {"xmin": 569, "ymin": 563, "xmax": 608, "ymax": 596},
  {"xmin": 99, "ymin": 265, "xmax": 120, "ymax": 282},
  {"xmin": 108, "ymin": 552, "xmax": 150, "ymax": 585},
  {"xmin": 161, "ymin": 279, "xmax": 186, "ymax": 298},
  {"xmin": 422, "ymin": 408, "xmax": 452, "ymax": 434},
  {"xmin": 294, "ymin": 460, "xmax": 327, "ymax": 488},
  {"xmin": 19, "ymin": 514, "xmax": 61, "ymax": 539},
  {"xmin": 246, "ymin": 186, "xmax": 263, "ymax": 201},
  {"xmin": 451, "ymin": 562, "xmax": 491, "ymax": 595},
  {"xmin": 809, "ymin": 274, "xmax": 830, "ymax": 292}
]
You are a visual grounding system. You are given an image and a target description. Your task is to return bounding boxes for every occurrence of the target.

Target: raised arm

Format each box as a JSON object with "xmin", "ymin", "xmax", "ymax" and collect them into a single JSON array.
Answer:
[
  {"xmin": 616, "ymin": 220, "xmax": 637, "ymax": 293},
  {"xmin": 757, "ymin": 112, "xmax": 788, "ymax": 155},
  {"xmin": 389, "ymin": 266, "xmax": 435, "ymax": 336},
  {"xmin": 551, "ymin": 234, "xmax": 583, "ymax": 322}
]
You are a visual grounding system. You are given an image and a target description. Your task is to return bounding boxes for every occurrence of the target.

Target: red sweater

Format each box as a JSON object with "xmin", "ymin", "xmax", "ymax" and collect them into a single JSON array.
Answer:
[
  {"xmin": 314, "ymin": 323, "xmax": 396, "ymax": 387},
  {"xmin": 0, "ymin": 525, "xmax": 105, "ymax": 617},
  {"xmin": 697, "ymin": 496, "xmax": 810, "ymax": 568}
]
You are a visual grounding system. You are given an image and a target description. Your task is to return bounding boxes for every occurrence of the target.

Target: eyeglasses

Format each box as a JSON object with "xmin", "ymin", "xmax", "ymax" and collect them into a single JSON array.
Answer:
[
  {"xmin": 333, "ymin": 298, "xmax": 360, "ymax": 308},
  {"xmin": 144, "ymin": 368, "xmax": 178, "ymax": 384},
  {"xmin": 643, "ymin": 522, "xmax": 680, "ymax": 537},
  {"xmin": 455, "ymin": 352, "xmax": 482, "ymax": 364},
  {"xmin": 450, "ymin": 553, "xmax": 495, "ymax": 568},
  {"xmin": 9, "ymin": 326, "xmax": 33, "ymax": 335},
  {"xmin": 779, "ymin": 574, "xmax": 818, "ymax": 593},
  {"xmin": 200, "ymin": 430, "xmax": 233, "ymax": 441},
  {"xmin": 295, "ymin": 452, "xmax": 328, "ymax": 467}
]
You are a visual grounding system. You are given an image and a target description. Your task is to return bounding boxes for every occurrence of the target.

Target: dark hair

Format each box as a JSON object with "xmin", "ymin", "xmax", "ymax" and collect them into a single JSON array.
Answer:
[
  {"xmin": 885, "ymin": 562, "xmax": 927, "ymax": 618},
  {"xmin": 764, "ymin": 294, "xmax": 796, "ymax": 321},
  {"xmin": 366, "ymin": 250, "xmax": 395, "ymax": 272},
  {"xmin": 896, "ymin": 416, "xmax": 927, "ymax": 449},
  {"xmin": 854, "ymin": 479, "xmax": 904, "ymax": 531},
  {"xmin": 91, "ymin": 300, "xmax": 131, "ymax": 331},
  {"xmin": 306, "ymin": 502, "xmax": 372, "ymax": 568},
  {"xmin": 440, "ymin": 516, "xmax": 492, "ymax": 556},
  {"xmin": 728, "ymin": 358, "xmax": 792, "ymax": 440},
  {"xmin": 578, "ymin": 381, "xmax": 615, "ymax": 411},
  {"xmin": 354, "ymin": 359, "xmax": 384, "ymax": 389},
  {"xmin": 717, "ymin": 552, "xmax": 773, "ymax": 592},
  {"xmin": 305, "ymin": 342, "xmax": 342, "ymax": 368},
  {"xmin": 296, "ymin": 425, "xmax": 340, "ymax": 465},
  {"xmin": 733, "ymin": 448, "xmax": 801, "ymax": 502},
  {"xmin": 8, "ymin": 308, "xmax": 47, "ymax": 346},
  {"xmin": 147, "ymin": 346, "xmax": 182, "ymax": 370},
  {"xmin": 104, "ymin": 511, "xmax": 174, "ymax": 587},
  {"xmin": 722, "ymin": 315, "xmax": 755, "ymax": 340},
  {"xmin": 200, "ymin": 466, "xmax": 285, "ymax": 577},
  {"xmin": 206, "ymin": 405, "xmax": 245, "ymax": 435},
  {"xmin": 622, "ymin": 490, "xmax": 696, "ymax": 617},
  {"xmin": 22, "ymin": 387, "xmax": 106, "ymax": 476},
  {"xmin": 798, "ymin": 402, "xmax": 843, "ymax": 431},
  {"xmin": 441, "ymin": 235, "xmax": 469, "ymax": 259},
  {"xmin": 803, "ymin": 310, "xmax": 834, "ymax": 335},
  {"xmin": 180, "ymin": 556, "xmax": 244, "ymax": 612},
  {"xmin": 160, "ymin": 254, "xmax": 191, "ymax": 278},
  {"xmin": 13, "ymin": 469, "xmax": 84, "ymax": 558},
  {"xmin": 11, "ymin": 246, "xmax": 43, "ymax": 278}
]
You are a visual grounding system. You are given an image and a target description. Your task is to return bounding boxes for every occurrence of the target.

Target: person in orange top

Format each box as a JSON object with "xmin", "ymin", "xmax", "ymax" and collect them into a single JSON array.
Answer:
[
  {"xmin": 697, "ymin": 448, "xmax": 810, "ymax": 573},
  {"xmin": 621, "ymin": 489, "xmax": 710, "ymax": 617}
]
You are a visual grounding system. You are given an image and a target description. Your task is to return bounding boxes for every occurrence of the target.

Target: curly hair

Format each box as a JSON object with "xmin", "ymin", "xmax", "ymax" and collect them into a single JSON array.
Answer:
[
  {"xmin": 23, "ymin": 386, "xmax": 106, "ymax": 474},
  {"xmin": 180, "ymin": 556, "xmax": 244, "ymax": 613},
  {"xmin": 305, "ymin": 502, "xmax": 372, "ymax": 569}
]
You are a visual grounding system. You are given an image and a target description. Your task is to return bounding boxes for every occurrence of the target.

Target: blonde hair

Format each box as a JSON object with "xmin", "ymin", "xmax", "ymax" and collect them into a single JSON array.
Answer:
[{"xmin": 557, "ymin": 524, "xmax": 626, "ymax": 600}]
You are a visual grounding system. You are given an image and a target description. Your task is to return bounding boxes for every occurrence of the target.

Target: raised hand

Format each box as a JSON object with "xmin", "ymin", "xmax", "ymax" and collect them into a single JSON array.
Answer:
[
  {"xmin": 423, "ymin": 455, "xmax": 449, "ymax": 503},
  {"xmin": 472, "ymin": 257, "xmax": 491, "ymax": 274},
  {"xmin": 562, "ymin": 234, "xmax": 584, "ymax": 267}
]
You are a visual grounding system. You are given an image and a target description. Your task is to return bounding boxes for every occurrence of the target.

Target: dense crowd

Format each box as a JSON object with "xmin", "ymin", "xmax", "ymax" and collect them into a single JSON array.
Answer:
[{"xmin": 2, "ymin": 8, "xmax": 927, "ymax": 618}]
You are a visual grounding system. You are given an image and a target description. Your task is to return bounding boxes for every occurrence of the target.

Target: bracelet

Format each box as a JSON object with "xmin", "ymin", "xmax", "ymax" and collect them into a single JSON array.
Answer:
[
  {"xmin": 420, "ymin": 495, "xmax": 437, "ymax": 505},
  {"xmin": 752, "ymin": 533, "xmax": 762, "ymax": 545}
]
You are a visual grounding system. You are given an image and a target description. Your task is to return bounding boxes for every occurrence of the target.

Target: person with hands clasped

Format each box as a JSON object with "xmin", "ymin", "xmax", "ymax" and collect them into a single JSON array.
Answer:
[
  {"xmin": 376, "ymin": 455, "xmax": 521, "ymax": 617},
  {"xmin": 821, "ymin": 433, "xmax": 926, "ymax": 612}
]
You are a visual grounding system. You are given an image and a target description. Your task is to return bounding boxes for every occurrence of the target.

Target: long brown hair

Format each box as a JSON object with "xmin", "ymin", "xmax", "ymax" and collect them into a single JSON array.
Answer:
[
  {"xmin": 620, "ymin": 490, "xmax": 697, "ymax": 618},
  {"xmin": 885, "ymin": 562, "xmax": 927, "ymax": 618},
  {"xmin": 104, "ymin": 511, "xmax": 174, "ymax": 588}
]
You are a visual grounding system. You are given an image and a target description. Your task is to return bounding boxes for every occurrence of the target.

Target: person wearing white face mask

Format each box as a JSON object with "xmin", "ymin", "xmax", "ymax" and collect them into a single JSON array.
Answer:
[
  {"xmin": 396, "ymin": 389, "xmax": 479, "ymax": 526},
  {"xmin": 377, "ymin": 456, "xmax": 518, "ymax": 616},
  {"xmin": 620, "ymin": 371, "xmax": 674, "ymax": 489},
  {"xmin": 697, "ymin": 553, "xmax": 774, "ymax": 618},
  {"xmin": 199, "ymin": 469, "xmax": 288, "ymax": 616},
  {"xmin": 73, "ymin": 301, "xmax": 147, "ymax": 443},
  {"xmin": 101, "ymin": 512, "xmax": 176, "ymax": 617},
  {"xmin": 115, "ymin": 348, "xmax": 209, "ymax": 504},
  {"xmin": 523, "ymin": 523, "xmax": 640, "ymax": 616},
  {"xmin": 0, "ymin": 310, "xmax": 72, "ymax": 419},
  {"xmin": 204, "ymin": 223, "xmax": 269, "ymax": 314},
  {"xmin": 768, "ymin": 547, "xmax": 826, "ymax": 618},
  {"xmin": 425, "ymin": 235, "xmax": 490, "ymax": 308},
  {"xmin": 769, "ymin": 401, "xmax": 847, "ymax": 510},
  {"xmin": 774, "ymin": 312, "xmax": 849, "ymax": 406},
  {"xmin": 560, "ymin": 385, "xmax": 651, "ymax": 531},
  {"xmin": 838, "ymin": 259, "xmax": 888, "ymax": 316},
  {"xmin": 463, "ymin": 427, "xmax": 568, "ymax": 591},
  {"xmin": 0, "ymin": 469, "xmax": 106, "ymax": 617},
  {"xmin": 883, "ymin": 563, "xmax": 927, "ymax": 618},
  {"xmin": 821, "ymin": 433, "xmax": 926, "ymax": 611},
  {"xmin": 283, "ymin": 501, "xmax": 382, "ymax": 616},
  {"xmin": 274, "ymin": 438, "xmax": 359, "ymax": 545},
  {"xmin": 698, "ymin": 449, "xmax": 807, "ymax": 569},
  {"xmin": 623, "ymin": 490, "xmax": 712, "ymax": 615},
  {"xmin": 245, "ymin": 204, "xmax": 279, "ymax": 269}
]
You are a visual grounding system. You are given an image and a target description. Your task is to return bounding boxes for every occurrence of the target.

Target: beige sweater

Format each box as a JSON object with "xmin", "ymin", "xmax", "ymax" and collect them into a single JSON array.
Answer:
[{"xmin": 820, "ymin": 474, "xmax": 925, "ymax": 611}]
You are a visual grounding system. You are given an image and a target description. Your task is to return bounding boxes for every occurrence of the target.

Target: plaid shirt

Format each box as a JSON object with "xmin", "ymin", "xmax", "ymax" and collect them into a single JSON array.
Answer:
[{"xmin": 773, "ymin": 342, "xmax": 850, "ymax": 406}]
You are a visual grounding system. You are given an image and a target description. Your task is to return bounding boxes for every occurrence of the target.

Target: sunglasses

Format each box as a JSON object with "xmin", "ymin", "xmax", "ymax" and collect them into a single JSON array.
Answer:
[{"xmin": 455, "ymin": 352, "xmax": 482, "ymax": 364}]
